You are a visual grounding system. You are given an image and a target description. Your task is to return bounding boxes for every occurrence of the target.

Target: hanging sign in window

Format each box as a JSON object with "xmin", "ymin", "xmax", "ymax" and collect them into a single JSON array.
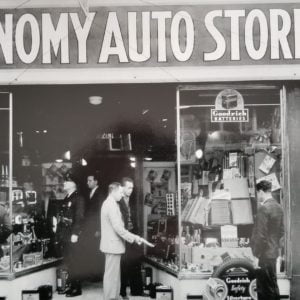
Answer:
[{"xmin": 211, "ymin": 89, "xmax": 249, "ymax": 123}]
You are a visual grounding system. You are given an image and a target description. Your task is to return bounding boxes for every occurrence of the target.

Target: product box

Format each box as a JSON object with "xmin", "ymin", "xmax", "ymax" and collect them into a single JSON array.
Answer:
[
  {"xmin": 23, "ymin": 252, "xmax": 43, "ymax": 267},
  {"xmin": 22, "ymin": 290, "xmax": 40, "ymax": 300},
  {"xmin": 23, "ymin": 254, "xmax": 35, "ymax": 267},
  {"xmin": 181, "ymin": 245, "xmax": 193, "ymax": 264},
  {"xmin": 156, "ymin": 286, "xmax": 173, "ymax": 300},
  {"xmin": 34, "ymin": 252, "xmax": 43, "ymax": 265}
]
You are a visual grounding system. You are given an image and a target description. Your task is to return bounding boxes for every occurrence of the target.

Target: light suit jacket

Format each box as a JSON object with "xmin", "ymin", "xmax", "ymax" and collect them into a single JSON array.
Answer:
[{"xmin": 100, "ymin": 195, "xmax": 138, "ymax": 254}]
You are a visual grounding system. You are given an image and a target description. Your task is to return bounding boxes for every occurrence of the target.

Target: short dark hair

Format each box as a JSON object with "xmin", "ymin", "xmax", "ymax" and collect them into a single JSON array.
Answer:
[
  {"xmin": 108, "ymin": 182, "xmax": 121, "ymax": 194},
  {"xmin": 64, "ymin": 173, "xmax": 77, "ymax": 185},
  {"xmin": 256, "ymin": 180, "xmax": 272, "ymax": 193},
  {"xmin": 87, "ymin": 171, "xmax": 100, "ymax": 182},
  {"xmin": 121, "ymin": 177, "xmax": 133, "ymax": 186}
]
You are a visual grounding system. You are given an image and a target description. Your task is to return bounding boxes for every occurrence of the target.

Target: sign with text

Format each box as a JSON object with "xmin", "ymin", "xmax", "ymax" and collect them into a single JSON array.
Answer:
[
  {"xmin": 1, "ymin": 4, "xmax": 300, "ymax": 68},
  {"xmin": 211, "ymin": 89, "xmax": 249, "ymax": 122},
  {"xmin": 223, "ymin": 275, "xmax": 256, "ymax": 300}
]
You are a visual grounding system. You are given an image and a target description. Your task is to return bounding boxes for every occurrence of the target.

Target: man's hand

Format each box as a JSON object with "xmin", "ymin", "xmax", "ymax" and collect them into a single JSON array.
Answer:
[
  {"xmin": 71, "ymin": 234, "xmax": 79, "ymax": 243},
  {"xmin": 135, "ymin": 236, "xmax": 142, "ymax": 245},
  {"xmin": 253, "ymin": 257, "xmax": 260, "ymax": 269},
  {"xmin": 134, "ymin": 236, "xmax": 155, "ymax": 247}
]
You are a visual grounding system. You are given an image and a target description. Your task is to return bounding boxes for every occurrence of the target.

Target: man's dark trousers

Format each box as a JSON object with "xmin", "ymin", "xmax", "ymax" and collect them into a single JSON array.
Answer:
[
  {"xmin": 120, "ymin": 242, "xmax": 143, "ymax": 297},
  {"xmin": 256, "ymin": 259, "xmax": 280, "ymax": 300}
]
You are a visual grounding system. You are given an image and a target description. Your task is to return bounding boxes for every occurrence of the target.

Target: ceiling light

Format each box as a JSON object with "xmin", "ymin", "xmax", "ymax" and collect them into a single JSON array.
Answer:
[
  {"xmin": 43, "ymin": 129, "xmax": 48, "ymax": 133},
  {"xmin": 89, "ymin": 96, "xmax": 103, "ymax": 105},
  {"xmin": 195, "ymin": 149, "xmax": 203, "ymax": 159},
  {"xmin": 144, "ymin": 157, "xmax": 152, "ymax": 161},
  {"xmin": 129, "ymin": 156, "xmax": 136, "ymax": 162},
  {"xmin": 64, "ymin": 150, "xmax": 71, "ymax": 160},
  {"xmin": 142, "ymin": 109, "xmax": 149, "ymax": 115},
  {"xmin": 162, "ymin": 118, "xmax": 168, "ymax": 122},
  {"xmin": 55, "ymin": 159, "xmax": 63, "ymax": 163},
  {"xmin": 130, "ymin": 162, "xmax": 136, "ymax": 168},
  {"xmin": 80, "ymin": 158, "xmax": 88, "ymax": 166}
]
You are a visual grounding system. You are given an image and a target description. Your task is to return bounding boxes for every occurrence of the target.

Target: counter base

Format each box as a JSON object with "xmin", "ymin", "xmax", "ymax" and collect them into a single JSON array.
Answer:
[
  {"xmin": 144, "ymin": 261, "xmax": 290, "ymax": 300},
  {"xmin": 0, "ymin": 263, "xmax": 59, "ymax": 300}
]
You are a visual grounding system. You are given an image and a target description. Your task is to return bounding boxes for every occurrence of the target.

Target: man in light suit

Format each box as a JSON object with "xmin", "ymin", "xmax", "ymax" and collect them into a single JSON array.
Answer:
[{"xmin": 100, "ymin": 182, "xmax": 143, "ymax": 300}]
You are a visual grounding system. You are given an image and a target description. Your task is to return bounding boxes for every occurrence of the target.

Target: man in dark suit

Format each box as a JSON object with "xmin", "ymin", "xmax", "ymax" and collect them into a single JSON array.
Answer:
[
  {"xmin": 251, "ymin": 180, "xmax": 284, "ymax": 300},
  {"xmin": 62, "ymin": 175, "xmax": 85, "ymax": 297},
  {"xmin": 119, "ymin": 177, "xmax": 144, "ymax": 299},
  {"xmin": 83, "ymin": 172, "xmax": 105, "ymax": 281}
]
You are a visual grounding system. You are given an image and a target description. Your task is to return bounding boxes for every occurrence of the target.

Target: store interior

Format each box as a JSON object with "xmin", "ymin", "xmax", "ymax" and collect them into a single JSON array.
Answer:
[
  {"xmin": 11, "ymin": 83, "xmax": 177, "ymax": 179},
  {"xmin": 0, "ymin": 83, "xmax": 286, "ymax": 298},
  {"xmin": 0, "ymin": 83, "xmax": 179, "ymax": 276}
]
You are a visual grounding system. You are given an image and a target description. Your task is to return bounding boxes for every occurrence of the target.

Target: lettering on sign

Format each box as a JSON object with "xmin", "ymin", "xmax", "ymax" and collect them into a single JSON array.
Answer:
[{"xmin": 1, "ymin": 5, "xmax": 300, "ymax": 67}]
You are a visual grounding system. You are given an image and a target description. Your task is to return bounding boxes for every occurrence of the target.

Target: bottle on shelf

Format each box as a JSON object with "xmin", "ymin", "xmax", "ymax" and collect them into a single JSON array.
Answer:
[
  {"xmin": 143, "ymin": 267, "xmax": 153, "ymax": 296},
  {"xmin": 0, "ymin": 164, "xmax": 8, "ymax": 187},
  {"xmin": 185, "ymin": 225, "xmax": 191, "ymax": 245}
]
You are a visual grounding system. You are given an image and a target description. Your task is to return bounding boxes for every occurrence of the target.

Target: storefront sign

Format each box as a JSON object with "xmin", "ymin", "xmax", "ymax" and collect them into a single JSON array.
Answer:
[
  {"xmin": 211, "ymin": 89, "xmax": 249, "ymax": 122},
  {"xmin": 1, "ymin": 4, "xmax": 300, "ymax": 68}
]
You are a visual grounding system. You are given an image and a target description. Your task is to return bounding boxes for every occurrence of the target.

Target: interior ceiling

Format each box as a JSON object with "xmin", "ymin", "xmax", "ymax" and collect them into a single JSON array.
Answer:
[
  {"xmin": 1, "ymin": 83, "xmax": 281, "ymax": 162},
  {"xmin": 9, "ymin": 84, "xmax": 177, "ymax": 161}
]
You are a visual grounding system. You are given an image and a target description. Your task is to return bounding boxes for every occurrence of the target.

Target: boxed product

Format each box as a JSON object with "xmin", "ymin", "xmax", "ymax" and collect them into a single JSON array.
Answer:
[
  {"xmin": 156, "ymin": 286, "xmax": 173, "ymax": 300},
  {"xmin": 23, "ymin": 252, "xmax": 43, "ymax": 267}
]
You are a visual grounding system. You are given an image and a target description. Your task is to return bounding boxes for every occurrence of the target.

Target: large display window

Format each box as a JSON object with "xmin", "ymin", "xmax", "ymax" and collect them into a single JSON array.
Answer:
[
  {"xmin": 0, "ymin": 84, "xmax": 177, "ymax": 278},
  {"xmin": 177, "ymin": 84, "xmax": 287, "ymax": 277},
  {"xmin": 144, "ymin": 84, "xmax": 288, "ymax": 285},
  {"xmin": 0, "ymin": 92, "xmax": 63, "ymax": 277}
]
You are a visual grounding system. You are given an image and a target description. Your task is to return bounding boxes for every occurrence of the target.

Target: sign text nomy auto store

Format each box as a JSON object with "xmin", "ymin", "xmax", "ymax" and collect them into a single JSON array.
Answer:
[{"xmin": 1, "ymin": 4, "xmax": 300, "ymax": 68}]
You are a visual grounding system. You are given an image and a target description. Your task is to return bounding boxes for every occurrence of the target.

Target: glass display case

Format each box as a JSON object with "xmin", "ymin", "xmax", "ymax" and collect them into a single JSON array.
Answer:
[
  {"xmin": 0, "ymin": 93, "xmax": 60, "ymax": 278},
  {"xmin": 144, "ymin": 84, "xmax": 287, "ymax": 280}
]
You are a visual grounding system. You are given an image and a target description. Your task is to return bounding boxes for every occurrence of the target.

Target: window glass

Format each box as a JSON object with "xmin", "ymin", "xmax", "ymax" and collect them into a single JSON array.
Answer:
[{"xmin": 178, "ymin": 87, "xmax": 284, "ymax": 275}]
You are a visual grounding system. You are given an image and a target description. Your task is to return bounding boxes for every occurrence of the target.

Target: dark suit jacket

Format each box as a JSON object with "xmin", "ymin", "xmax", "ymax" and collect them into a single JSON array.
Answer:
[
  {"xmin": 251, "ymin": 198, "xmax": 284, "ymax": 260},
  {"xmin": 64, "ymin": 191, "xmax": 85, "ymax": 237},
  {"xmin": 85, "ymin": 187, "xmax": 104, "ymax": 236},
  {"xmin": 119, "ymin": 197, "xmax": 138, "ymax": 234}
]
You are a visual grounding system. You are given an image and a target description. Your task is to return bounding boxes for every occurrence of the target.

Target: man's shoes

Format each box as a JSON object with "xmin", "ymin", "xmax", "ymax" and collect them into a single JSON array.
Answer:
[
  {"xmin": 131, "ymin": 293, "xmax": 148, "ymax": 297},
  {"xmin": 57, "ymin": 288, "xmax": 68, "ymax": 295},
  {"xmin": 65, "ymin": 288, "xmax": 82, "ymax": 297}
]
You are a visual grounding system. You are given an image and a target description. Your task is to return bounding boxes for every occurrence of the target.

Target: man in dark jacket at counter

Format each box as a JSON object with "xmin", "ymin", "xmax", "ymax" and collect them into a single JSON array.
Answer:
[
  {"xmin": 119, "ymin": 177, "xmax": 144, "ymax": 299},
  {"xmin": 62, "ymin": 175, "xmax": 85, "ymax": 297},
  {"xmin": 251, "ymin": 180, "xmax": 284, "ymax": 300}
]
